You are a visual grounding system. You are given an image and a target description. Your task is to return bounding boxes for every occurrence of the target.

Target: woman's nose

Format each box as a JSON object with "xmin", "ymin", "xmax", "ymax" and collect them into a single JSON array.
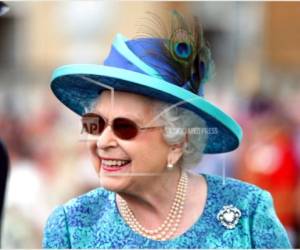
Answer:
[{"xmin": 96, "ymin": 125, "xmax": 117, "ymax": 149}]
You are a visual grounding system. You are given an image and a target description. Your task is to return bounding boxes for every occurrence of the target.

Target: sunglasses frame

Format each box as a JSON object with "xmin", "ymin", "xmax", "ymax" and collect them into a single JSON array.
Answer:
[{"xmin": 81, "ymin": 112, "xmax": 162, "ymax": 140}]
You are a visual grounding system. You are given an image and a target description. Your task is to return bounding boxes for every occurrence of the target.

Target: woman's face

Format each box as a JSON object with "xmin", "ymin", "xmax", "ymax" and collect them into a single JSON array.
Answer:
[{"xmin": 87, "ymin": 91, "xmax": 171, "ymax": 193}]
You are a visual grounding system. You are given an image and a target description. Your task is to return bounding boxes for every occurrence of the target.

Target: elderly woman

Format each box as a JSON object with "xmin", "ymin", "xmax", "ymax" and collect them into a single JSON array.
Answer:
[{"xmin": 43, "ymin": 13, "xmax": 291, "ymax": 249}]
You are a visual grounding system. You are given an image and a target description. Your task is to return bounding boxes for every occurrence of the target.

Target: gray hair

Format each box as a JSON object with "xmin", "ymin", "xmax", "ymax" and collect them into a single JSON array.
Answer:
[
  {"xmin": 85, "ymin": 95, "xmax": 207, "ymax": 170},
  {"xmin": 152, "ymin": 101, "xmax": 207, "ymax": 169}
]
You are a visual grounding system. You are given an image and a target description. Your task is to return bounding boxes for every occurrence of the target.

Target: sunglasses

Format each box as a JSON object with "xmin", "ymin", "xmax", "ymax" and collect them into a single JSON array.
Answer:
[{"xmin": 81, "ymin": 113, "xmax": 162, "ymax": 140}]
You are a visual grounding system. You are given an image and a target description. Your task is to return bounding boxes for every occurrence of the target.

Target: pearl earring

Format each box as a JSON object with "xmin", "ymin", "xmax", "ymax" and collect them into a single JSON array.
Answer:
[{"xmin": 167, "ymin": 163, "xmax": 174, "ymax": 170}]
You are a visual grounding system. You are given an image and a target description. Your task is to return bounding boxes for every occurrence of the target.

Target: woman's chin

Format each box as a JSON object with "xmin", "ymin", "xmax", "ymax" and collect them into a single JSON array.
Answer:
[
  {"xmin": 99, "ymin": 163, "xmax": 132, "ymax": 192},
  {"xmin": 99, "ymin": 176, "xmax": 130, "ymax": 193}
]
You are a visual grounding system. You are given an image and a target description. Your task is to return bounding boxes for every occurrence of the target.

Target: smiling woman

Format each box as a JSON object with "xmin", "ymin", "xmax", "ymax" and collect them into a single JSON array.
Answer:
[{"xmin": 43, "ymin": 11, "xmax": 291, "ymax": 248}]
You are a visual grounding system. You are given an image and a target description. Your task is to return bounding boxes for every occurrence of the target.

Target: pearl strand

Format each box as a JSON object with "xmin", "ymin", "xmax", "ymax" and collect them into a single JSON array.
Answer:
[{"xmin": 119, "ymin": 171, "xmax": 188, "ymax": 241}]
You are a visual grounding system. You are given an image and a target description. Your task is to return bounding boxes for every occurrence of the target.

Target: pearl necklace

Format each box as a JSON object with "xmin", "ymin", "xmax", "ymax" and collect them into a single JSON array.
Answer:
[{"xmin": 118, "ymin": 171, "xmax": 188, "ymax": 241}]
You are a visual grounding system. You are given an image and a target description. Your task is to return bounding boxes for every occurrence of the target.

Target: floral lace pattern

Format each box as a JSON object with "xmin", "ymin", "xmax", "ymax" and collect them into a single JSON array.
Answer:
[{"xmin": 43, "ymin": 174, "xmax": 291, "ymax": 248}]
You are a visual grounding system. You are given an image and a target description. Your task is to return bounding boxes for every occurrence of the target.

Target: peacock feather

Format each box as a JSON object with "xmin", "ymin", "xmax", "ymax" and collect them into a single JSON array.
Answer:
[{"xmin": 135, "ymin": 10, "xmax": 215, "ymax": 96}]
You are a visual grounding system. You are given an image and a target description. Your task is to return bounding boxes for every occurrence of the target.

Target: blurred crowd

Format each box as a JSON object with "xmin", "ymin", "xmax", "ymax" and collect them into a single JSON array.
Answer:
[
  {"xmin": 236, "ymin": 93, "xmax": 300, "ymax": 246},
  {"xmin": 0, "ymin": 88, "xmax": 100, "ymax": 248}
]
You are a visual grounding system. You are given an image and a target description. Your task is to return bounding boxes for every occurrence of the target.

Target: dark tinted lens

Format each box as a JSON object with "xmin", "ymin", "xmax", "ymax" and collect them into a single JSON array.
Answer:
[
  {"xmin": 82, "ymin": 113, "xmax": 105, "ymax": 135},
  {"xmin": 113, "ymin": 118, "xmax": 138, "ymax": 140}
]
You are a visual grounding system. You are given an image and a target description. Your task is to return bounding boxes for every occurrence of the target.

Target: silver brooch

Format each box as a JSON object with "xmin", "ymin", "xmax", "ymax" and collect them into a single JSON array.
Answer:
[{"xmin": 217, "ymin": 205, "xmax": 241, "ymax": 229}]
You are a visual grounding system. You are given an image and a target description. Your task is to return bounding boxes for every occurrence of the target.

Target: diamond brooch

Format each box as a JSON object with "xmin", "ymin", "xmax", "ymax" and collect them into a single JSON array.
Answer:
[{"xmin": 217, "ymin": 205, "xmax": 241, "ymax": 229}]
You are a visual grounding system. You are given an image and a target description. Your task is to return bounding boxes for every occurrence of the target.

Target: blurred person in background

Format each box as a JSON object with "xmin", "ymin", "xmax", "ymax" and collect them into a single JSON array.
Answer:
[
  {"xmin": 42, "ymin": 11, "xmax": 291, "ymax": 248},
  {"xmin": 0, "ymin": 140, "xmax": 9, "ymax": 246},
  {"xmin": 0, "ymin": 108, "xmax": 49, "ymax": 248},
  {"xmin": 236, "ymin": 93, "xmax": 300, "ymax": 247}
]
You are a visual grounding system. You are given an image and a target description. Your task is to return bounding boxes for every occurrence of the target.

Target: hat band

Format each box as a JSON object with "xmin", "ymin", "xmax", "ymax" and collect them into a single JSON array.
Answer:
[{"xmin": 104, "ymin": 33, "xmax": 163, "ymax": 80}]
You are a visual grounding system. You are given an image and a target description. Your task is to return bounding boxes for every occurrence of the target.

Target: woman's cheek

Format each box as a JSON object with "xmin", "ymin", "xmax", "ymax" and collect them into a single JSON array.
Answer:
[
  {"xmin": 92, "ymin": 156, "xmax": 101, "ymax": 174},
  {"xmin": 88, "ymin": 143, "xmax": 100, "ymax": 173}
]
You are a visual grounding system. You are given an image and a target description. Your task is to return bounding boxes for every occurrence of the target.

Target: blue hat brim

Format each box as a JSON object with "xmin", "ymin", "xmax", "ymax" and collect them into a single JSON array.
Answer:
[{"xmin": 51, "ymin": 64, "xmax": 243, "ymax": 154}]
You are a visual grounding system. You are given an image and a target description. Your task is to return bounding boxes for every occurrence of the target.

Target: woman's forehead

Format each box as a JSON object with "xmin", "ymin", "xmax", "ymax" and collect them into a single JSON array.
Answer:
[{"xmin": 94, "ymin": 91, "xmax": 156, "ymax": 119}]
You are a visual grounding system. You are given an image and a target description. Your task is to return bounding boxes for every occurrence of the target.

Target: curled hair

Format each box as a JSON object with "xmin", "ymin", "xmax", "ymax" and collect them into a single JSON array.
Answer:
[{"xmin": 152, "ymin": 101, "xmax": 207, "ymax": 169}]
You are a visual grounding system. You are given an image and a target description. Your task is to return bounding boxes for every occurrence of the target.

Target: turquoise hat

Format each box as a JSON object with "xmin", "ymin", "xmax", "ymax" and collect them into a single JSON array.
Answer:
[{"xmin": 51, "ymin": 33, "xmax": 242, "ymax": 154}]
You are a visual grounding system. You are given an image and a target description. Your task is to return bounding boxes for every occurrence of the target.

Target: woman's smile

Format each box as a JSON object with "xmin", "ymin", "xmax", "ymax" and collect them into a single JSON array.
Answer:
[{"xmin": 101, "ymin": 158, "xmax": 132, "ymax": 173}]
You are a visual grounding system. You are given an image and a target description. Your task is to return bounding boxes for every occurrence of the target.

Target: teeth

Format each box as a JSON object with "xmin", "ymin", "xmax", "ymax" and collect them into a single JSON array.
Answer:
[{"xmin": 102, "ymin": 159, "xmax": 129, "ymax": 167}]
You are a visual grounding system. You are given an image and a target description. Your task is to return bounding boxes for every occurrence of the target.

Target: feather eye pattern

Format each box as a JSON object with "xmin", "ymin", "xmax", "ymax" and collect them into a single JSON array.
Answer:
[
  {"xmin": 135, "ymin": 10, "xmax": 215, "ymax": 96},
  {"xmin": 166, "ymin": 11, "xmax": 198, "ymax": 66}
]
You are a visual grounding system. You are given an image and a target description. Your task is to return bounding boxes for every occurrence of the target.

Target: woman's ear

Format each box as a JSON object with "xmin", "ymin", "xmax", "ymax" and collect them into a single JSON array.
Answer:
[
  {"xmin": 167, "ymin": 133, "xmax": 189, "ymax": 166},
  {"xmin": 167, "ymin": 142, "xmax": 185, "ymax": 166}
]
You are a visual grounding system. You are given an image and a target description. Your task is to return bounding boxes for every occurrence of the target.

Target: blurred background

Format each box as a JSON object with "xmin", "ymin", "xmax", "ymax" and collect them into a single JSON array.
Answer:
[{"xmin": 0, "ymin": 1, "xmax": 300, "ymax": 248}]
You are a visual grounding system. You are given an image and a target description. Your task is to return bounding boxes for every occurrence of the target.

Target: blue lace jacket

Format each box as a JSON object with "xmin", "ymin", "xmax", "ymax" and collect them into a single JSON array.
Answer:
[{"xmin": 43, "ymin": 174, "xmax": 291, "ymax": 248}]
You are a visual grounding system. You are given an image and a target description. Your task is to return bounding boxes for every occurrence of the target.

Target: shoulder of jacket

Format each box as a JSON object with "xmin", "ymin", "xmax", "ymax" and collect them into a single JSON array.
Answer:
[
  {"xmin": 204, "ymin": 174, "xmax": 266, "ymax": 209},
  {"xmin": 62, "ymin": 187, "xmax": 113, "ymax": 214}
]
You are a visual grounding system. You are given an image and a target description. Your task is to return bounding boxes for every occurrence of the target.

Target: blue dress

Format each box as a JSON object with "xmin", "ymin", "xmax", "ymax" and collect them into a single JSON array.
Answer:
[{"xmin": 43, "ymin": 174, "xmax": 291, "ymax": 248}]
